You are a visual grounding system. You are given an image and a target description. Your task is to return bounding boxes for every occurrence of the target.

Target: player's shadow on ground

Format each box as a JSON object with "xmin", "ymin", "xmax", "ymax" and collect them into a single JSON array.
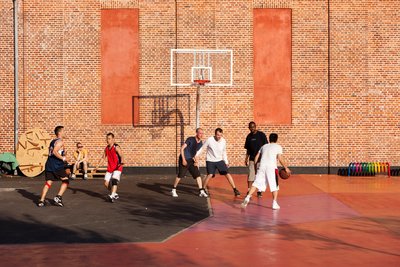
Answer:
[
  {"xmin": 118, "ymin": 192, "xmax": 210, "ymax": 227},
  {"xmin": 14, "ymin": 189, "xmax": 50, "ymax": 205},
  {"xmin": 136, "ymin": 182, "xmax": 199, "ymax": 196},
  {"xmin": 68, "ymin": 186, "xmax": 107, "ymax": 201},
  {"xmin": 15, "ymin": 188, "xmax": 74, "ymax": 206},
  {"xmin": 0, "ymin": 214, "xmax": 124, "ymax": 244}
]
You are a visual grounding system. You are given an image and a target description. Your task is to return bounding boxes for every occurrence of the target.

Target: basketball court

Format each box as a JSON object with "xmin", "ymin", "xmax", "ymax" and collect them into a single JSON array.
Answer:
[
  {"xmin": 0, "ymin": 174, "xmax": 399, "ymax": 266},
  {"xmin": 1, "ymin": 0, "xmax": 400, "ymax": 266}
]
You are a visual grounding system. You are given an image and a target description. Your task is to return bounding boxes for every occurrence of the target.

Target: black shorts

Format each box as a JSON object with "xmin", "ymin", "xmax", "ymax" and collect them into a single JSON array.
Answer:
[
  {"xmin": 177, "ymin": 158, "xmax": 201, "ymax": 179},
  {"xmin": 45, "ymin": 169, "xmax": 68, "ymax": 181},
  {"xmin": 206, "ymin": 161, "xmax": 229, "ymax": 176}
]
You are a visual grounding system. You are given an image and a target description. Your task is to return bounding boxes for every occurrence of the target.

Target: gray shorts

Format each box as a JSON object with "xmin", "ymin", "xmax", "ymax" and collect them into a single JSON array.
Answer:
[{"xmin": 247, "ymin": 161, "xmax": 259, "ymax": 182}]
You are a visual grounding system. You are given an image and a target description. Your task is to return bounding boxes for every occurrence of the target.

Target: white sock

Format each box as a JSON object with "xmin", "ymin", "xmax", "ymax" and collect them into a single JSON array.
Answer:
[
  {"xmin": 245, "ymin": 195, "xmax": 251, "ymax": 201},
  {"xmin": 111, "ymin": 192, "xmax": 116, "ymax": 197}
]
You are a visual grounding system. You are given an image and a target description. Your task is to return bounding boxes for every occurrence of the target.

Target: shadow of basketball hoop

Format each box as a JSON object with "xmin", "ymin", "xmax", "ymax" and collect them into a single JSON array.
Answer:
[{"xmin": 132, "ymin": 95, "xmax": 190, "ymax": 144}]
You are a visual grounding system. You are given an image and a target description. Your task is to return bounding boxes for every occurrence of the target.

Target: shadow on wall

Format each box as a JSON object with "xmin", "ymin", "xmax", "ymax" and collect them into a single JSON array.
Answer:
[{"xmin": 132, "ymin": 95, "xmax": 190, "ymax": 145}]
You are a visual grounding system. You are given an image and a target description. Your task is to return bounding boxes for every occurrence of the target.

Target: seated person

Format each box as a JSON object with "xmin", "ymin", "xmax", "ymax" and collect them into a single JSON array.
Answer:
[{"xmin": 71, "ymin": 142, "xmax": 89, "ymax": 180}]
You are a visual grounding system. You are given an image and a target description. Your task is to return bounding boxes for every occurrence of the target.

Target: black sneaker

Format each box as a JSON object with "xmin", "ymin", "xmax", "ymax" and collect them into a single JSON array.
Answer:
[
  {"xmin": 233, "ymin": 188, "xmax": 241, "ymax": 196},
  {"xmin": 107, "ymin": 195, "xmax": 115, "ymax": 203},
  {"xmin": 53, "ymin": 195, "xmax": 64, "ymax": 207},
  {"xmin": 37, "ymin": 200, "xmax": 45, "ymax": 207},
  {"xmin": 257, "ymin": 191, "xmax": 263, "ymax": 198}
]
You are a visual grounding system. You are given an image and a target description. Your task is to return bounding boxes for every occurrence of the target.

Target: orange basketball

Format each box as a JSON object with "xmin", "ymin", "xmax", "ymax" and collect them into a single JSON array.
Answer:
[{"xmin": 279, "ymin": 168, "xmax": 290, "ymax": 179}]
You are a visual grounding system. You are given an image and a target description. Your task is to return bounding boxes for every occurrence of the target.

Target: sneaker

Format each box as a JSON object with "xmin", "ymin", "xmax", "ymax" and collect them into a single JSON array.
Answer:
[
  {"xmin": 233, "ymin": 188, "xmax": 241, "ymax": 196},
  {"xmin": 241, "ymin": 197, "xmax": 250, "ymax": 208},
  {"xmin": 107, "ymin": 194, "xmax": 115, "ymax": 203},
  {"xmin": 257, "ymin": 191, "xmax": 263, "ymax": 198},
  {"xmin": 37, "ymin": 200, "xmax": 45, "ymax": 207},
  {"xmin": 70, "ymin": 174, "xmax": 76, "ymax": 180},
  {"xmin": 272, "ymin": 201, "xmax": 280, "ymax": 210},
  {"xmin": 171, "ymin": 189, "xmax": 178, "ymax": 197},
  {"xmin": 83, "ymin": 174, "xmax": 88, "ymax": 180},
  {"xmin": 199, "ymin": 189, "xmax": 208, "ymax": 198},
  {"xmin": 53, "ymin": 195, "xmax": 64, "ymax": 207},
  {"xmin": 114, "ymin": 194, "xmax": 119, "ymax": 200}
]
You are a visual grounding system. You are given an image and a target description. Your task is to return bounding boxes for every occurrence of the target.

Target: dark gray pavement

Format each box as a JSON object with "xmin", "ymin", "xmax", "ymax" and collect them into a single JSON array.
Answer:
[{"xmin": 0, "ymin": 174, "xmax": 210, "ymax": 244}]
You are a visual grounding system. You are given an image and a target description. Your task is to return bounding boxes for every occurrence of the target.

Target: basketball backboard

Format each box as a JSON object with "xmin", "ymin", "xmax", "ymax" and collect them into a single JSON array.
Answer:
[{"xmin": 170, "ymin": 49, "xmax": 233, "ymax": 87}]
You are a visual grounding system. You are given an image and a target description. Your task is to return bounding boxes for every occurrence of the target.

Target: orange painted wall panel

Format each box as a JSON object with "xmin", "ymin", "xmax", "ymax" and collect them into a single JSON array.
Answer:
[
  {"xmin": 101, "ymin": 9, "xmax": 139, "ymax": 125},
  {"xmin": 253, "ymin": 8, "xmax": 292, "ymax": 124}
]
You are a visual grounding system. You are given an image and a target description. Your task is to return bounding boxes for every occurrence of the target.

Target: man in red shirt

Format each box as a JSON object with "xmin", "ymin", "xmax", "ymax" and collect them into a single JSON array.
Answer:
[{"xmin": 96, "ymin": 133, "xmax": 124, "ymax": 202}]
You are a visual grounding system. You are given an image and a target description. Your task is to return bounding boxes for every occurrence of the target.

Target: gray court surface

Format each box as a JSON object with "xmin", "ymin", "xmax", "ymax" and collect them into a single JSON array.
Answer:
[{"xmin": 0, "ymin": 174, "xmax": 210, "ymax": 244}]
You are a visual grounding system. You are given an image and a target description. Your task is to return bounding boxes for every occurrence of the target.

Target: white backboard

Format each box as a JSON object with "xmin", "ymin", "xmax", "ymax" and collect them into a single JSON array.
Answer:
[{"xmin": 170, "ymin": 49, "xmax": 233, "ymax": 87}]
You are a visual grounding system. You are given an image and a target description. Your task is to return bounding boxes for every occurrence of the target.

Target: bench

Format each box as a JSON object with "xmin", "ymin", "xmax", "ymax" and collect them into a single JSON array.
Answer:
[{"xmin": 75, "ymin": 167, "xmax": 107, "ymax": 179}]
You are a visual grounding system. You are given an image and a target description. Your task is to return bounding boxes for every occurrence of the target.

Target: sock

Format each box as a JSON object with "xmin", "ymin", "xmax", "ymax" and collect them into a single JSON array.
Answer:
[
  {"xmin": 111, "ymin": 192, "xmax": 116, "ymax": 197},
  {"xmin": 245, "ymin": 195, "xmax": 250, "ymax": 201}
]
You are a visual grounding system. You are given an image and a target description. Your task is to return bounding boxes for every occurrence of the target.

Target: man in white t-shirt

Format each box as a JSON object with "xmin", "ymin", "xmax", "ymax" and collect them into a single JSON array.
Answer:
[
  {"xmin": 241, "ymin": 133, "xmax": 291, "ymax": 210},
  {"xmin": 195, "ymin": 128, "xmax": 241, "ymax": 196}
]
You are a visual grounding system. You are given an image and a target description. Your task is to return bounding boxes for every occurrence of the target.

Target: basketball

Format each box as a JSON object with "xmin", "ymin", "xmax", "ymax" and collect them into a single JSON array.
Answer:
[
  {"xmin": 279, "ymin": 168, "xmax": 290, "ymax": 179},
  {"xmin": 64, "ymin": 163, "xmax": 71, "ymax": 176}
]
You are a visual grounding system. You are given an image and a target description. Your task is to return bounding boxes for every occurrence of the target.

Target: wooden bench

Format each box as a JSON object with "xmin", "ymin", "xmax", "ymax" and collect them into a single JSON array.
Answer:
[{"xmin": 75, "ymin": 167, "xmax": 107, "ymax": 179}]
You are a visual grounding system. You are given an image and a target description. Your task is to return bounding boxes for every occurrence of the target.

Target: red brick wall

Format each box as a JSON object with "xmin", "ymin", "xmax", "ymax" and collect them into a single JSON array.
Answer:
[{"xmin": 0, "ymin": 0, "xmax": 399, "ymax": 168}]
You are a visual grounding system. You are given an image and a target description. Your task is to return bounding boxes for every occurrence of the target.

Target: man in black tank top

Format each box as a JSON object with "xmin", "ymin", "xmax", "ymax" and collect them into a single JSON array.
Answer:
[{"xmin": 37, "ymin": 126, "xmax": 70, "ymax": 207}]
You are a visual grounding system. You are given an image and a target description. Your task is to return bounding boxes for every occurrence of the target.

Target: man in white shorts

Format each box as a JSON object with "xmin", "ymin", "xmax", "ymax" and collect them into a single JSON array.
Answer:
[
  {"xmin": 195, "ymin": 128, "xmax": 240, "ymax": 196},
  {"xmin": 96, "ymin": 133, "xmax": 124, "ymax": 202},
  {"xmin": 241, "ymin": 133, "xmax": 290, "ymax": 210}
]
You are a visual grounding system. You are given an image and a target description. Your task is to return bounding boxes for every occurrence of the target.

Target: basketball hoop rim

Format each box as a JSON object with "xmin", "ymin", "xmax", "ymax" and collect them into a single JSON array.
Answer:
[{"xmin": 192, "ymin": 79, "xmax": 211, "ymax": 86}]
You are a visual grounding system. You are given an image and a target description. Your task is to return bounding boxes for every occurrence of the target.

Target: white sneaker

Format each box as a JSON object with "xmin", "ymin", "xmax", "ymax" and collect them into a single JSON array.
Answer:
[
  {"xmin": 241, "ymin": 197, "xmax": 250, "ymax": 208},
  {"xmin": 70, "ymin": 174, "xmax": 76, "ymax": 179},
  {"xmin": 114, "ymin": 194, "xmax": 119, "ymax": 200},
  {"xmin": 171, "ymin": 189, "xmax": 178, "ymax": 197},
  {"xmin": 272, "ymin": 201, "xmax": 280, "ymax": 210},
  {"xmin": 199, "ymin": 189, "xmax": 208, "ymax": 198},
  {"xmin": 83, "ymin": 174, "xmax": 88, "ymax": 180}
]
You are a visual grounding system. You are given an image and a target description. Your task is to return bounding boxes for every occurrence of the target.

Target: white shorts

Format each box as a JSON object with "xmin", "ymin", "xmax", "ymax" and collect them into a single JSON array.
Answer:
[
  {"xmin": 252, "ymin": 167, "xmax": 279, "ymax": 192},
  {"xmin": 104, "ymin": 171, "xmax": 122, "ymax": 182}
]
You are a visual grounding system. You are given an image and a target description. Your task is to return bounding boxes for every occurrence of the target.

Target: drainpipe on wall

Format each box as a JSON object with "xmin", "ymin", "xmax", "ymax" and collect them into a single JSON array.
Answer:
[{"xmin": 13, "ymin": 0, "xmax": 19, "ymax": 155}]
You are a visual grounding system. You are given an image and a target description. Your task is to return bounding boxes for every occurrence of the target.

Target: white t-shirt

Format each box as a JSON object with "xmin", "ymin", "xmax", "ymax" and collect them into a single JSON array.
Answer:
[
  {"xmin": 196, "ymin": 136, "xmax": 229, "ymax": 164},
  {"xmin": 258, "ymin": 143, "xmax": 283, "ymax": 169}
]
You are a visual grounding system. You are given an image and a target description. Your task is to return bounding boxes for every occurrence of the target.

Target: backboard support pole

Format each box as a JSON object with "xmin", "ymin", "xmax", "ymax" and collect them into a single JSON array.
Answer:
[{"xmin": 196, "ymin": 85, "xmax": 201, "ymax": 129}]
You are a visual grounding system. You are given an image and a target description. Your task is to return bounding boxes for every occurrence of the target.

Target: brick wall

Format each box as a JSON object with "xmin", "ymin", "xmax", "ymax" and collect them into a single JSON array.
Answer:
[{"xmin": 0, "ymin": 0, "xmax": 399, "ymax": 169}]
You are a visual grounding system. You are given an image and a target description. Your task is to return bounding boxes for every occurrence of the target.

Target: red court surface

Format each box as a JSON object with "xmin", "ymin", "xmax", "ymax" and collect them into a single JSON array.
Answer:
[{"xmin": 1, "ymin": 174, "xmax": 399, "ymax": 266}]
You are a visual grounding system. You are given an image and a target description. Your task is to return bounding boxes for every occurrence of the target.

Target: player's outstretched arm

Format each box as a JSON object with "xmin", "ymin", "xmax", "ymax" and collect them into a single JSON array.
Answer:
[
  {"xmin": 223, "ymin": 142, "xmax": 229, "ymax": 167},
  {"xmin": 115, "ymin": 145, "xmax": 124, "ymax": 166},
  {"xmin": 278, "ymin": 154, "xmax": 291, "ymax": 174},
  {"xmin": 95, "ymin": 151, "xmax": 106, "ymax": 171},
  {"xmin": 254, "ymin": 152, "xmax": 261, "ymax": 164},
  {"xmin": 53, "ymin": 140, "xmax": 66, "ymax": 162},
  {"xmin": 195, "ymin": 138, "xmax": 208, "ymax": 158},
  {"xmin": 180, "ymin": 143, "xmax": 188, "ymax": 166}
]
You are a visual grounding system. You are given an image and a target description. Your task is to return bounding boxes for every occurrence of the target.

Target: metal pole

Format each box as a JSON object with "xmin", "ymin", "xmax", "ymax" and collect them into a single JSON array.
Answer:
[
  {"xmin": 196, "ymin": 85, "xmax": 200, "ymax": 129},
  {"xmin": 13, "ymin": 0, "xmax": 19, "ymax": 154}
]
